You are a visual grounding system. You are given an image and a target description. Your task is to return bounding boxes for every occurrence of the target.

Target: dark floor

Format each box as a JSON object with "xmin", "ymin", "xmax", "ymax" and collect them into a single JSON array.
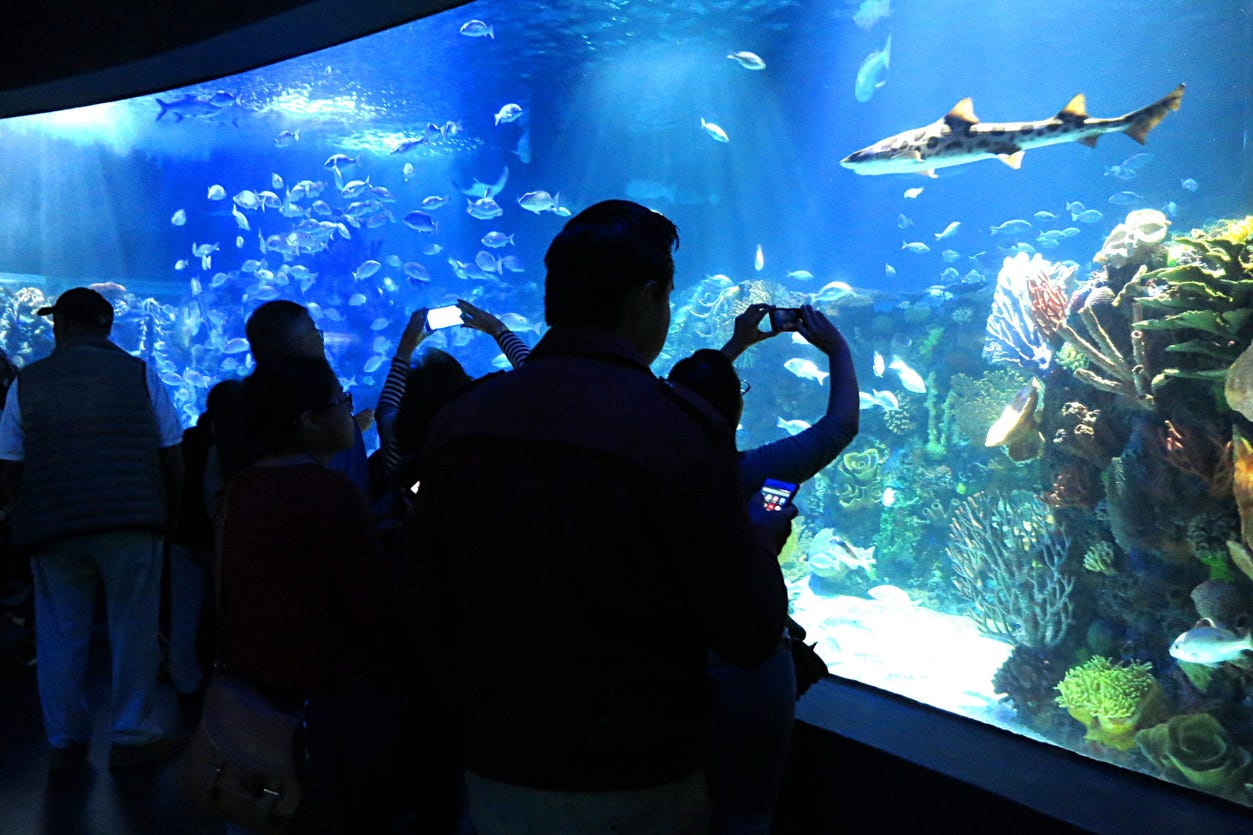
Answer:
[{"xmin": 0, "ymin": 620, "xmax": 223, "ymax": 835}]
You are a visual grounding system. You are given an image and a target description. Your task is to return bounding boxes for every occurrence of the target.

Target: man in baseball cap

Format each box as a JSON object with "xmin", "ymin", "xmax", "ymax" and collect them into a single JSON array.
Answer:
[
  {"xmin": 36, "ymin": 287, "xmax": 115, "ymax": 330},
  {"xmin": 1, "ymin": 285, "xmax": 185, "ymax": 771}
]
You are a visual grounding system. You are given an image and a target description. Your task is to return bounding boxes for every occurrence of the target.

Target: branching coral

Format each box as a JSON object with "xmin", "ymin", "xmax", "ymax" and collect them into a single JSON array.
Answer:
[
  {"xmin": 945, "ymin": 490, "xmax": 1074, "ymax": 648},
  {"xmin": 1054, "ymin": 656, "xmax": 1167, "ymax": 750},
  {"xmin": 1150, "ymin": 418, "xmax": 1233, "ymax": 498},
  {"xmin": 1056, "ymin": 288, "xmax": 1155, "ymax": 409}
]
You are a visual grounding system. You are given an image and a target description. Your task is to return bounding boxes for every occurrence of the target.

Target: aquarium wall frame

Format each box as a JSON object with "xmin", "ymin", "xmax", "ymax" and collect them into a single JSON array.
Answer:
[
  {"xmin": 0, "ymin": 0, "xmax": 465, "ymax": 118},
  {"xmin": 792, "ymin": 677, "xmax": 1253, "ymax": 834}
]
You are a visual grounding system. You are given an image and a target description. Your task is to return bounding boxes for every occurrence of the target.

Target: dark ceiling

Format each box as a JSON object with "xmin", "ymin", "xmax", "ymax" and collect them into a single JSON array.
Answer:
[{"xmin": 0, "ymin": 0, "xmax": 465, "ymax": 118}]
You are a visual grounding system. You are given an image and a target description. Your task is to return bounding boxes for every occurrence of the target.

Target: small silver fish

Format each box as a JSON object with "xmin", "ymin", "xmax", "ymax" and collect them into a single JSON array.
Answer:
[
  {"xmin": 727, "ymin": 51, "xmax": 766, "ymax": 71},
  {"xmin": 700, "ymin": 118, "xmax": 730, "ymax": 143},
  {"xmin": 1170, "ymin": 620, "xmax": 1253, "ymax": 667}
]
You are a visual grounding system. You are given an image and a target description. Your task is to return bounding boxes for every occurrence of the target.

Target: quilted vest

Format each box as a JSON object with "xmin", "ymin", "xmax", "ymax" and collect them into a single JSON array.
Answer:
[{"xmin": 13, "ymin": 335, "xmax": 166, "ymax": 548}]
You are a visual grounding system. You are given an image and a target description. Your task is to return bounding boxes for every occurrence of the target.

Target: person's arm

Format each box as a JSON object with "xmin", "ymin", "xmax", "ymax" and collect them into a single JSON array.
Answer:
[
  {"xmin": 457, "ymin": 298, "xmax": 531, "ymax": 367},
  {"xmin": 738, "ymin": 305, "xmax": 860, "ymax": 496},
  {"xmin": 377, "ymin": 310, "xmax": 428, "ymax": 476},
  {"xmin": 147, "ymin": 364, "xmax": 187, "ymax": 532},
  {"xmin": 0, "ymin": 381, "xmax": 23, "ymax": 508}
]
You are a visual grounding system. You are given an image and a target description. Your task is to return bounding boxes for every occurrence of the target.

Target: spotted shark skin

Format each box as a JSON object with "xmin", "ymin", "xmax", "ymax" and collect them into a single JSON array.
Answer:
[{"xmin": 841, "ymin": 83, "xmax": 1185, "ymax": 177}]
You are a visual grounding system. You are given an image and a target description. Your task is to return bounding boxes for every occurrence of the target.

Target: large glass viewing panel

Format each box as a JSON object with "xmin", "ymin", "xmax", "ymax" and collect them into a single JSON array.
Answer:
[{"xmin": 1, "ymin": 0, "xmax": 1250, "ymax": 811}]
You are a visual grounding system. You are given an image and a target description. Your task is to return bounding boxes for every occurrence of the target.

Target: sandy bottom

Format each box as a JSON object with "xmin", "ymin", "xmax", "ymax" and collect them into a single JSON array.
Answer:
[{"xmin": 791, "ymin": 583, "xmax": 1021, "ymax": 727}]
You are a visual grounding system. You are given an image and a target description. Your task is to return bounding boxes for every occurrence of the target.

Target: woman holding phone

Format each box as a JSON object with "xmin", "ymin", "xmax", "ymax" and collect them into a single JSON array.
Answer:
[{"xmin": 667, "ymin": 303, "xmax": 859, "ymax": 835}]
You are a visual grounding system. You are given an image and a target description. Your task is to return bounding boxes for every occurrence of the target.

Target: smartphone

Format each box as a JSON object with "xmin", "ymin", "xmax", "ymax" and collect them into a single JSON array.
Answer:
[
  {"xmin": 425, "ymin": 304, "xmax": 463, "ymax": 331},
  {"xmin": 768, "ymin": 307, "xmax": 802, "ymax": 333},
  {"xmin": 761, "ymin": 478, "xmax": 799, "ymax": 512}
]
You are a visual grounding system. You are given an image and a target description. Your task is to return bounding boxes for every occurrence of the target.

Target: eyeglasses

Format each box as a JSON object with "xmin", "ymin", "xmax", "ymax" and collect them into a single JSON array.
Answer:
[{"xmin": 739, "ymin": 379, "xmax": 752, "ymax": 395}]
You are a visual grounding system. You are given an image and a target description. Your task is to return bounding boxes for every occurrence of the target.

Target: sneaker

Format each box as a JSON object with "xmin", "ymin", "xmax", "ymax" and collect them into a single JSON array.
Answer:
[
  {"xmin": 107, "ymin": 735, "xmax": 187, "ymax": 770},
  {"xmin": 49, "ymin": 741, "xmax": 89, "ymax": 774}
]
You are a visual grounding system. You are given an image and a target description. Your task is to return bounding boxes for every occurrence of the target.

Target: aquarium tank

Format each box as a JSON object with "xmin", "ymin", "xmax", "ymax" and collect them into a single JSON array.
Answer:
[{"xmin": 2, "ymin": 0, "xmax": 1251, "ymax": 812}]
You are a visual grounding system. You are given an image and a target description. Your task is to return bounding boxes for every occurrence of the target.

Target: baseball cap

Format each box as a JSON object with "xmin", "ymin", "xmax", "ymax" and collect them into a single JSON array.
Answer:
[{"xmin": 36, "ymin": 287, "xmax": 114, "ymax": 328}]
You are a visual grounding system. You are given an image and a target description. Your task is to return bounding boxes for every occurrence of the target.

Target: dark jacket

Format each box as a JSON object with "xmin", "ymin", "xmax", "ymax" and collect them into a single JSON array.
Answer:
[
  {"xmin": 13, "ymin": 335, "xmax": 166, "ymax": 548},
  {"xmin": 408, "ymin": 327, "xmax": 787, "ymax": 791}
]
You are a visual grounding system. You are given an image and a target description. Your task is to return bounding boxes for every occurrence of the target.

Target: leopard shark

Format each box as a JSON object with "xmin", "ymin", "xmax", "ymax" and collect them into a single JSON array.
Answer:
[{"xmin": 840, "ymin": 83, "xmax": 1185, "ymax": 177}]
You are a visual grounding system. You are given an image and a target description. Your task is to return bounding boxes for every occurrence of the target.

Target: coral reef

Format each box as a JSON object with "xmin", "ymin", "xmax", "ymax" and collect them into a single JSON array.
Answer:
[
  {"xmin": 1054, "ymin": 656, "xmax": 1168, "ymax": 750},
  {"xmin": 983, "ymin": 252, "xmax": 1061, "ymax": 374},
  {"xmin": 1191, "ymin": 579, "xmax": 1253, "ymax": 630},
  {"xmin": 984, "ymin": 379, "xmax": 1043, "ymax": 462},
  {"xmin": 1055, "ymin": 288, "xmax": 1154, "ymax": 409},
  {"xmin": 946, "ymin": 490, "xmax": 1073, "ymax": 648},
  {"xmin": 1044, "ymin": 462, "xmax": 1100, "ymax": 509},
  {"xmin": 1083, "ymin": 541, "xmax": 1118, "ymax": 575},
  {"xmin": 1119, "ymin": 215, "xmax": 1253, "ymax": 397},
  {"xmin": 1136, "ymin": 713, "xmax": 1253, "ymax": 803},
  {"xmin": 1051, "ymin": 401, "xmax": 1119, "ymax": 466},
  {"xmin": 944, "ymin": 368, "xmax": 1029, "ymax": 445},
  {"xmin": 993, "ymin": 645, "xmax": 1071, "ymax": 736},
  {"xmin": 1151, "ymin": 418, "xmax": 1232, "ymax": 499},
  {"xmin": 834, "ymin": 444, "xmax": 887, "ymax": 511},
  {"xmin": 1233, "ymin": 425, "xmax": 1253, "ymax": 552},
  {"xmin": 1093, "ymin": 209, "xmax": 1171, "ymax": 271}
]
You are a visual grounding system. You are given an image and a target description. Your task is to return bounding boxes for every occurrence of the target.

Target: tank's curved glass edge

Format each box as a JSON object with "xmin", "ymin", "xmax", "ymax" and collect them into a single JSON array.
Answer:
[
  {"xmin": 799, "ymin": 675, "xmax": 1253, "ymax": 835},
  {"xmin": 0, "ymin": 0, "xmax": 464, "ymax": 120}
]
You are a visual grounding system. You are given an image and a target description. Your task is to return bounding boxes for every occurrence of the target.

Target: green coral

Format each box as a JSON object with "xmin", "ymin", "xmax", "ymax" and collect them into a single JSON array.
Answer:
[
  {"xmin": 944, "ymin": 368, "xmax": 1029, "ymax": 445},
  {"xmin": 1082, "ymin": 541, "xmax": 1117, "ymax": 575},
  {"xmin": 1053, "ymin": 342, "xmax": 1089, "ymax": 373},
  {"xmin": 915, "ymin": 325, "xmax": 945, "ymax": 362},
  {"xmin": 834, "ymin": 444, "xmax": 888, "ymax": 511},
  {"xmin": 1187, "ymin": 517, "xmax": 1239, "ymax": 581},
  {"xmin": 1119, "ymin": 216, "xmax": 1253, "ymax": 392},
  {"xmin": 1055, "ymin": 656, "xmax": 1167, "ymax": 750},
  {"xmin": 882, "ymin": 401, "xmax": 917, "ymax": 436},
  {"xmin": 1135, "ymin": 713, "xmax": 1253, "ymax": 803}
]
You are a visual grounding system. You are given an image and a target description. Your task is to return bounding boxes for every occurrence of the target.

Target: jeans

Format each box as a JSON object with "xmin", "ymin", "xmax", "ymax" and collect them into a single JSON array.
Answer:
[
  {"xmin": 30, "ymin": 529, "xmax": 166, "ymax": 747},
  {"xmin": 167, "ymin": 543, "xmax": 210, "ymax": 694},
  {"xmin": 709, "ymin": 639, "xmax": 796, "ymax": 835},
  {"xmin": 465, "ymin": 768, "xmax": 711, "ymax": 835}
]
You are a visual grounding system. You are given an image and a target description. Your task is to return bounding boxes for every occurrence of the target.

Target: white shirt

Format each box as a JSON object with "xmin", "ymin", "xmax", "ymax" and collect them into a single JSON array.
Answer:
[{"xmin": 0, "ymin": 364, "xmax": 183, "ymax": 461}]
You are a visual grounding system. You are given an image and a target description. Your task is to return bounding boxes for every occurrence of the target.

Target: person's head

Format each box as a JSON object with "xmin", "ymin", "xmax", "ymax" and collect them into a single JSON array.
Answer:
[
  {"xmin": 394, "ymin": 348, "xmax": 473, "ymax": 458},
  {"xmin": 245, "ymin": 356, "xmax": 354, "ymax": 458},
  {"xmin": 668, "ymin": 349, "xmax": 743, "ymax": 431},
  {"xmin": 245, "ymin": 300, "xmax": 323, "ymax": 363},
  {"xmin": 543, "ymin": 199, "xmax": 678, "ymax": 362},
  {"xmin": 37, "ymin": 287, "xmax": 114, "ymax": 341}
]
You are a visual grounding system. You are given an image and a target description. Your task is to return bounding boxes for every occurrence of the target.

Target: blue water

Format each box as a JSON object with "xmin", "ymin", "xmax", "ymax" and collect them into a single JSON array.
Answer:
[{"xmin": 0, "ymin": 0, "xmax": 1251, "ymax": 806}]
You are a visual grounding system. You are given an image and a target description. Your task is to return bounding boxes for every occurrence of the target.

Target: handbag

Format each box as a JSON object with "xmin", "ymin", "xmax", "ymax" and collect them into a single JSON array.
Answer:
[
  {"xmin": 176, "ymin": 507, "xmax": 308, "ymax": 833},
  {"xmin": 786, "ymin": 617, "xmax": 828, "ymax": 699},
  {"xmin": 176, "ymin": 670, "xmax": 307, "ymax": 832}
]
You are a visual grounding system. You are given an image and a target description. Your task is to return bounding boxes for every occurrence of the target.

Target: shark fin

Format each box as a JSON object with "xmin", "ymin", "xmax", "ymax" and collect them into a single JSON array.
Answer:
[
  {"xmin": 1078, "ymin": 135, "xmax": 1100, "ymax": 148},
  {"xmin": 1057, "ymin": 93, "xmax": 1088, "ymax": 121},
  {"xmin": 943, "ymin": 98, "xmax": 979, "ymax": 130},
  {"xmin": 997, "ymin": 151, "xmax": 1025, "ymax": 169}
]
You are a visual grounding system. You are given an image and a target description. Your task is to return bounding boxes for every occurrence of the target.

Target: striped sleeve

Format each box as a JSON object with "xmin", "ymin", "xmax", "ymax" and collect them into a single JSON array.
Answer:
[
  {"xmin": 495, "ymin": 330, "xmax": 532, "ymax": 368},
  {"xmin": 375, "ymin": 355, "xmax": 410, "ymax": 476}
]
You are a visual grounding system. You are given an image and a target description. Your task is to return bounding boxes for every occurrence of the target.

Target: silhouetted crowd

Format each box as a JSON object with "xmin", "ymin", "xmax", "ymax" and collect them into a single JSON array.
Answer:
[{"xmin": 0, "ymin": 199, "xmax": 859, "ymax": 834}]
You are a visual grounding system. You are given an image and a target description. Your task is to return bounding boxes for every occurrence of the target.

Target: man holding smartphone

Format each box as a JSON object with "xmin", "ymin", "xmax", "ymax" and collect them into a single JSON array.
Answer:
[{"xmin": 407, "ymin": 200, "xmax": 793, "ymax": 834}]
